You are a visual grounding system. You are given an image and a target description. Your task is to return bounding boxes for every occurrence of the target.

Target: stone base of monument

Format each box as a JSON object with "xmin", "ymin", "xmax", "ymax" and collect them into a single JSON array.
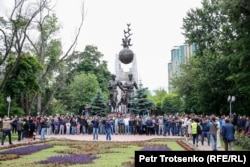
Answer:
[{"xmin": 106, "ymin": 112, "xmax": 134, "ymax": 118}]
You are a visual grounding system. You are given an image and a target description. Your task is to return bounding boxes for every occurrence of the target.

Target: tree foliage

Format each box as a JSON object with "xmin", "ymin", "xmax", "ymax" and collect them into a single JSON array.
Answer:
[
  {"xmin": 89, "ymin": 91, "xmax": 109, "ymax": 117},
  {"xmin": 68, "ymin": 72, "xmax": 100, "ymax": 114},
  {"xmin": 69, "ymin": 45, "xmax": 111, "ymax": 94},
  {"xmin": 129, "ymin": 84, "xmax": 153, "ymax": 116},
  {"xmin": 0, "ymin": 0, "xmax": 85, "ymax": 116},
  {"xmin": 172, "ymin": 0, "xmax": 250, "ymax": 116},
  {"xmin": 161, "ymin": 94, "xmax": 184, "ymax": 114}
]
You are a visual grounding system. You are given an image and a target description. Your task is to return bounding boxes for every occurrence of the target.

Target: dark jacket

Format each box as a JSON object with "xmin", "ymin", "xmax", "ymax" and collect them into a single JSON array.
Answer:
[
  {"xmin": 105, "ymin": 120, "xmax": 112, "ymax": 129},
  {"xmin": 146, "ymin": 119, "xmax": 153, "ymax": 127},
  {"xmin": 41, "ymin": 120, "xmax": 48, "ymax": 129},
  {"xmin": 16, "ymin": 120, "xmax": 23, "ymax": 131},
  {"xmin": 92, "ymin": 119, "xmax": 99, "ymax": 128},
  {"xmin": 222, "ymin": 122, "xmax": 235, "ymax": 142}
]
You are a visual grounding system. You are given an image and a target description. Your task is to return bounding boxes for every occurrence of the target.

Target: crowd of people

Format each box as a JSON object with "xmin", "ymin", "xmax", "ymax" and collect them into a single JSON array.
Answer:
[{"xmin": 0, "ymin": 113, "xmax": 249, "ymax": 151}]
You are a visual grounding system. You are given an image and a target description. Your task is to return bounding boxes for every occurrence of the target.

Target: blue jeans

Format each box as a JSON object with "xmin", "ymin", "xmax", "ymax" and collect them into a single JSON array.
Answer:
[
  {"xmin": 71, "ymin": 126, "xmax": 77, "ymax": 135},
  {"xmin": 82, "ymin": 125, "xmax": 86, "ymax": 134},
  {"xmin": 40, "ymin": 128, "xmax": 46, "ymax": 140},
  {"xmin": 125, "ymin": 125, "xmax": 129, "ymax": 134},
  {"xmin": 192, "ymin": 134, "xmax": 198, "ymax": 145},
  {"xmin": 210, "ymin": 134, "xmax": 217, "ymax": 151},
  {"xmin": 166, "ymin": 124, "xmax": 171, "ymax": 135},
  {"xmin": 93, "ymin": 127, "xmax": 99, "ymax": 140},
  {"xmin": 201, "ymin": 131, "xmax": 210, "ymax": 145},
  {"xmin": 100, "ymin": 125, "xmax": 105, "ymax": 134},
  {"xmin": 129, "ymin": 126, "xmax": 134, "ymax": 134},
  {"xmin": 106, "ymin": 128, "xmax": 111, "ymax": 140},
  {"xmin": 1, "ymin": 129, "xmax": 12, "ymax": 145},
  {"xmin": 177, "ymin": 125, "xmax": 182, "ymax": 136}
]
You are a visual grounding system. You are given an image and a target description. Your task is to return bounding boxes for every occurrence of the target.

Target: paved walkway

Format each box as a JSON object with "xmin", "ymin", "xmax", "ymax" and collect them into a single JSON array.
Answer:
[{"xmin": 0, "ymin": 134, "xmax": 224, "ymax": 151}]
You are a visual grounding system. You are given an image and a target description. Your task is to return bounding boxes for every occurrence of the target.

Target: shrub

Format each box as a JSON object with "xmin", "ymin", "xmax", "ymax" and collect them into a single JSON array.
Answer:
[{"xmin": 235, "ymin": 135, "xmax": 250, "ymax": 150}]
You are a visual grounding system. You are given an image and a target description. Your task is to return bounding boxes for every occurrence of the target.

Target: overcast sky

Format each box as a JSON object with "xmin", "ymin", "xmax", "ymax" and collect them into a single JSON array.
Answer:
[{"xmin": 0, "ymin": 0, "xmax": 202, "ymax": 92}]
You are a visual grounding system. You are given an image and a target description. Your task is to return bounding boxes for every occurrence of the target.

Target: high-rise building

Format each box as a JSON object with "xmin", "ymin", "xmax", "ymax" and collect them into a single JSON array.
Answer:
[{"xmin": 168, "ymin": 44, "xmax": 196, "ymax": 92}]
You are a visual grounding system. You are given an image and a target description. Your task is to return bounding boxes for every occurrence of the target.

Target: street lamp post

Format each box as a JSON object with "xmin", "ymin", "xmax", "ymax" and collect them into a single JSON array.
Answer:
[
  {"xmin": 6, "ymin": 96, "xmax": 11, "ymax": 118},
  {"xmin": 227, "ymin": 95, "xmax": 235, "ymax": 118}
]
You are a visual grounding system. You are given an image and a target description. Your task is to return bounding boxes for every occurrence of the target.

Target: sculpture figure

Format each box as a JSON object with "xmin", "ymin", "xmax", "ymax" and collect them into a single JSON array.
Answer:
[
  {"xmin": 108, "ymin": 74, "xmax": 123, "ymax": 111},
  {"xmin": 121, "ymin": 23, "xmax": 133, "ymax": 48},
  {"xmin": 123, "ymin": 74, "xmax": 138, "ymax": 103}
]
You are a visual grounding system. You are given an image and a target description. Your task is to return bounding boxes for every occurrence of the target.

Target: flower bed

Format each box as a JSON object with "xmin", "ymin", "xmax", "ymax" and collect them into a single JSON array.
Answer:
[
  {"xmin": 0, "ymin": 154, "xmax": 20, "ymax": 161},
  {"xmin": 141, "ymin": 145, "xmax": 171, "ymax": 151},
  {"xmin": 0, "ymin": 144, "xmax": 53, "ymax": 155},
  {"xmin": 38, "ymin": 154, "xmax": 98, "ymax": 165}
]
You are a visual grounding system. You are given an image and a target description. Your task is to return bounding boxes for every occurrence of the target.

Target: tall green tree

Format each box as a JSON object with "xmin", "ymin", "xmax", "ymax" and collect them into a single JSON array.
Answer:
[
  {"xmin": 4, "ymin": 53, "xmax": 42, "ymax": 115},
  {"xmin": 68, "ymin": 72, "xmax": 100, "ymax": 114},
  {"xmin": 221, "ymin": 0, "xmax": 250, "ymax": 103},
  {"xmin": 0, "ymin": 0, "xmax": 48, "ymax": 94},
  {"xmin": 69, "ymin": 45, "xmax": 111, "ymax": 94},
  {"xmin": 90, "ymin": 91, "xmax": 109, "ymax": 117},
  {"xmin": 175, "ymin": 0, "xmax": 244, "ymax": 115},
  {"xmin": 129, "ymin": 84, "xmax": 153, "ymax": 116},
  {"xmin": 161, "ymin": 94, "xmax": 184, "ymax": 114},
  {"xmin": 0, "ymin": 0, "xmax": 85, "ymax": 116},
  {"xmin": 147, "ymin": 88, "xmax": 168, "ymax": 115}
]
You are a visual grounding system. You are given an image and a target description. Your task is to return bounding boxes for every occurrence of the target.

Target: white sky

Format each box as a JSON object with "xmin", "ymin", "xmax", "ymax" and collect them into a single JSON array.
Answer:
[{"xmin": 0, "ymin": 0, "xmax": 202, "ymax": 92}]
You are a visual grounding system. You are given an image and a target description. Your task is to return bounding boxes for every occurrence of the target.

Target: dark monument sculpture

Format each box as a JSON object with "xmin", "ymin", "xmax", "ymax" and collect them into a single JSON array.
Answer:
[
  {"xmin": 108, "ymin": 74, "xmax": 123, "ymax": 111},
  {"xmin": 119, "ymin": 23, "xmax": 134, "ymax": 64},
  {"xmin": 108, "ymin": 24, "xmax": 138, "ymax": 115},
  {"xmin": 123, "ymin": 73, "xmax": 138, "ymax": 103}
]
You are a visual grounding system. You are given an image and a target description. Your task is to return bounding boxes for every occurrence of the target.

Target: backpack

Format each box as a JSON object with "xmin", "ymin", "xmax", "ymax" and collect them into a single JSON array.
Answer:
[{"xmin": 197, "ymin": 123, "xmax": 202, "ymax": 134}]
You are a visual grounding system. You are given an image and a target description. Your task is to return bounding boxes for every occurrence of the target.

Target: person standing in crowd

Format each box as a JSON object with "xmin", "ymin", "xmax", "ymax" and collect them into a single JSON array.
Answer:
[
  {"xmin": 40, "ymin": 117, "xmax": 47, "ymax": 140},
  {"xmin": 245, "ymin": 116, "xmax": 249, "ymax": 134},
  {"xmin": 209, "ymin": 117, "xmax": 218, "ymax": 151},
  {"xmin": 84, "ymin": 104, "xmax": 90, "ymax": 117},
  {"xmin": 191, "ymin": 118, "xmax": 199, "ymax": 147},
  {"xmin": 105, "ymin": 117, "xmax": 112, "ymax": 141},
  {"xmin": 201, "ymin": 118, "xmax": 210, "ymax": 146},
  {"xmin": 11, "ymin": 116, "xmax": 18, "ymax": 133},
  {"xmin": 216, "ymin": 117, "xmax": 222, "ymax": 148},
  {"xmin": 1, "ymin": 116, "xmax": 14, "ymax": 145},
  {"xmin": 118, "ymin": 94, "xmax": 128, "ymax": 113},
  {"xmin": 187, "ymin": 118, "xmax": 192, "ymax": 139},
  {"xmin": 222, "ymin": 118, "xmax": 235, "ymax": 151},
  {"xmin": 65, "ymin": 120, "xmax": 70, "ymax": 134},
  {"xmin": 16, "ymin": 117, "xmax": 23, "ymax": 142},
  {"xmin": 28, "ymin": 118, "xmax": 36, "ymax": 141},
  {"xmin": 92, "ymin": 116, "xmax": 99, "ymax": 140},
  {"xmin": 71, "ymin": 117, "xmax": 77, "ymax": 135}
]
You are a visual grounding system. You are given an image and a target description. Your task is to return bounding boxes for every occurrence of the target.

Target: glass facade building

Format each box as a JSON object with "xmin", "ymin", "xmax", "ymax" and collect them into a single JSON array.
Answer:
[{"xmin": 168, "ymin": 44, "xmax": 196, "ymax": 92}]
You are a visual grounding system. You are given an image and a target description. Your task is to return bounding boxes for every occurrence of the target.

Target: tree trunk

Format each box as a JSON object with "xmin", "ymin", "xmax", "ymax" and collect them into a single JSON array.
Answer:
[{"xmin": 41, "ymin": 89, "xmax": 55, "ymax": 116}]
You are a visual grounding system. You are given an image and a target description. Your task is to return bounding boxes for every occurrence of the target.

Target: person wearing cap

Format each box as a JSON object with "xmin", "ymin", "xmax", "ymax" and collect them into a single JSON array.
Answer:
[{"xmin": 1, "ymin": 115, "xmax": 14, "ymax": 145}]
